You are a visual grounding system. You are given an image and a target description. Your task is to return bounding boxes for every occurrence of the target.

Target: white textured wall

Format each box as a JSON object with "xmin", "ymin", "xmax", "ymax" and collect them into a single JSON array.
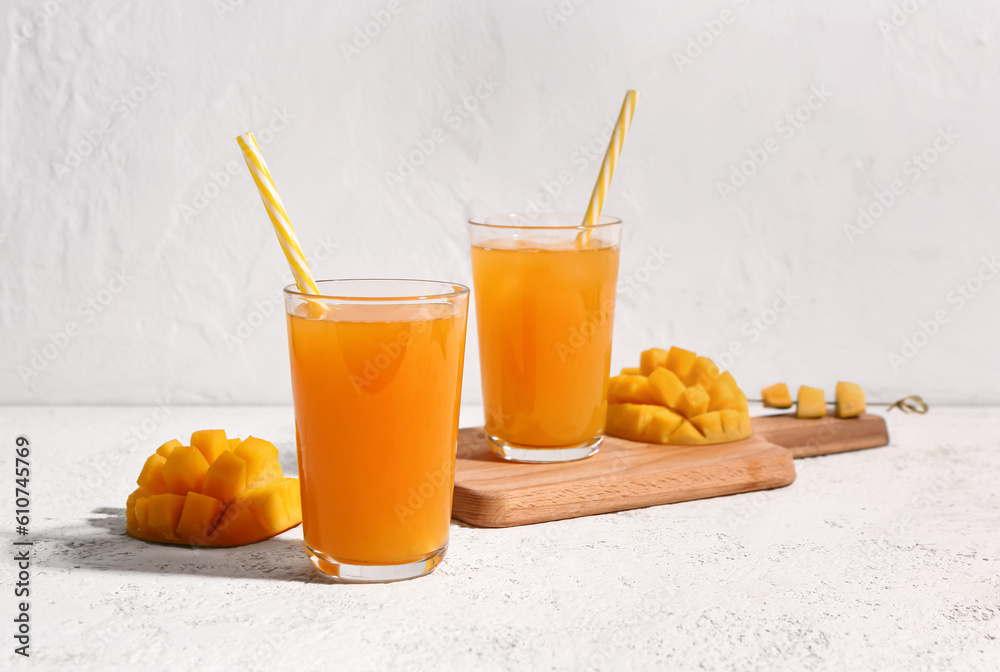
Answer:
[{"xmin": 2, "ymin": 0, "xmax": 999, "ymax": 405}]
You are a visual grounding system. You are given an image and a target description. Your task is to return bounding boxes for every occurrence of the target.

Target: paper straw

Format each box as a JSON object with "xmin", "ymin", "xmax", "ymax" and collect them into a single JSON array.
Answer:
[
  {"xmin": 582, "ymin": 90, "xmax": 640, "ymax": 228},
  {"xmin": 236, "ymin": 132, "xmax": 322, "ymax": 296}
]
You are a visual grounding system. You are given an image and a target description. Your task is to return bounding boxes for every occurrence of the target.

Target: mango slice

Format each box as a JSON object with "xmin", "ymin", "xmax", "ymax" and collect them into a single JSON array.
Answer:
[
  {"xmin": 835, "ymin": 381, "xmax": 866, "ymax": 418},
  {"xmin": 761, "ymin": 383, "xmax": 793, "ymax": 409},
  {"xmin": 126, "ymin": 430, "xmax": 301, "ymax": 547},
  {"xmin": 606, "ymin": 347, "xmax": 753, "ymax": 446},
  {"xmin": 796, "ymin": 386, "xmax": 827, "ymax": 418}
]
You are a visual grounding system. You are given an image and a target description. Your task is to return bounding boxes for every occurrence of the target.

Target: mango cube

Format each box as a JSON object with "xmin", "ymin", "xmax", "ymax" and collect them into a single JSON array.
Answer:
[
  {"xmin": 643, "ymin": 407, "xmax": 685, "ymax": 443},
  {"xmin": 146, "ymin": 493, "xmax": 187, "ymax": 538},
  {"xmin": 191, "ymin": 429, "xmax": 229, "ymax": 464},
  {"xmin": 648, "ymin": 368, "xmax": 686, "ymax": 407},
  {"xmin": 669, "ymin": 420, "xmax": 708, "ymax": 445},
  {"xmin": 176, "ymin": 492, "xmax": 226, "ymax": 544},
  {"xmin": 156, "ymin": 439, "xmax": 183, "ymax": 458},
  {"xmin": 137, "ymin": 454, "xmax": 169, "ymax": 495},
  {"xmin": 762, "ymin": 383, "xmax": 793, "ymax": 409},
  {"xmin": 719, "ymin": 409, "xmax": 751, "ymax": 441},
  {"xmin": 797, "ymin": 386, "xmax": 827, "ymax": 418},
  {"xmin": 620, "ymin": 367, "xmax": 642, "ymax": 376},
  {"xmin": 665, "ymin": 347, "xmax": 697, "ymax": 380},
  {"xmin": 691, "ymin": 411, "xmax": 726, "ymax": 442},
  {"xmin": 675, "ymin": 385, "xmax": 710, "ymax": 419},
  {"xmin": 835, "ymin": 382, "xmax": 866, "ymax": 418},
  {"xmin": 235, "ymin": 437, "xmax": 283, "ymax": 487},
  {"xmin": 685, "ymin": 356, "xmax": 720, "ymax": 388},
  {"xmin": 608, "ymin": 375, "xmax": 657, "ymax": 405},
  {"xmin": 161, "ymin": 446, "xmax": 210, "ymax": 495},
  {"xmin": 639, "ymin": 348, "xmax": 669, "ymax": 376},
  {"xmin": 606, "ymin": 403, "xmax": 659, "ymax": 443},
  {"xmin": 202, "ymin": 450, "xmax": 247, "ymax": 504}
]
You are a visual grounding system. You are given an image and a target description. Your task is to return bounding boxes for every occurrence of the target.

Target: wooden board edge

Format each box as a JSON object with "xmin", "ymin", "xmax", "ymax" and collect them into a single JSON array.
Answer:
[
  {"xmin": 753, "ymin": 413, "xmax": 890, "ymax": 459},
  {"xmin": 451, "ymin": 445, "xmax": 797, "ymax": 528}
]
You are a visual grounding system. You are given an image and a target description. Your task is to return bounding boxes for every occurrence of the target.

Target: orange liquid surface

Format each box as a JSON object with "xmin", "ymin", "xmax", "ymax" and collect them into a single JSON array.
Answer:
[
  {"xmin": 287, "ymin": 302, "xmax": 467, "ymax": 565},
  {"xmin": 472, "ymin": 241, "xmax": 620, "ymax": 447}
]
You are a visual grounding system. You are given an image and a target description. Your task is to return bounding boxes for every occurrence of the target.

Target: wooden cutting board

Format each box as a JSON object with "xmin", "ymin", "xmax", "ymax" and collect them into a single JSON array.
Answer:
[{"xmin": 452, "ymin": 413, "xmax": 889, "ymax": 527}]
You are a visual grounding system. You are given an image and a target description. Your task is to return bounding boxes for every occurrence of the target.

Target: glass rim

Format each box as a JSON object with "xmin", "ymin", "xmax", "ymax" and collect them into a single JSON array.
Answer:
[
  {"xmin": 283, "ymin": 278, "xmax": 470, "ymax": 302},
  {"xmin": 468, "ymin": 212, "xmax": 622, "ymax": 231}
]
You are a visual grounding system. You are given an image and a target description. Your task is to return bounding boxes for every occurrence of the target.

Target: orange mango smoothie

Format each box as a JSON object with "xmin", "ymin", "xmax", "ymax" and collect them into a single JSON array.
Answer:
[
  {"xmin": 471, "ymin": 240, "xmax": 620, "ymax": 449},
  {"xmin": 286, "ymin": 301, "xmax": 467, "ymax": 566}
]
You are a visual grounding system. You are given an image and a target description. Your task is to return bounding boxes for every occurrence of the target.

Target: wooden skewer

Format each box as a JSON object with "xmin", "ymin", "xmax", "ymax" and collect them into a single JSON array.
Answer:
[{"xmin": 746, "ymin": 395, "xmax": 929, "ymax": 414}]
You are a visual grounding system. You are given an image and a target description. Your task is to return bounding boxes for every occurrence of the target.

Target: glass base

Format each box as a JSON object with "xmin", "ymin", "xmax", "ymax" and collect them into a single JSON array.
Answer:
[
  {"xmin": 307, "ymin": 543, "xmax": 447, "ymax": 583},
  {"xmin": 486, "ymin": 433, "xmax": 603, "ymax": 463}
]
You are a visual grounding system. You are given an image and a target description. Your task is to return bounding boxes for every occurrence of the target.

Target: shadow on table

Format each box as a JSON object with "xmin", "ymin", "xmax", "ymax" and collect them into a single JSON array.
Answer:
[{"xmin": 40, "ymin": 507, "xmax": 329, "ymax": 584}]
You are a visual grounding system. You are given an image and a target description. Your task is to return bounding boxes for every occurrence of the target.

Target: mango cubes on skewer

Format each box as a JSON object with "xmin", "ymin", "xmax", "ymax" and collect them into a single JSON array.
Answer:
[
  {"xmin": 796, "ymin": 386, "xmax": 827, "ymax": 418},
  {"xmin": 835, "ymin": 381, "xmax": 866, "ymax": 418},
  {"xmin": 126, "ymin": 430, "xmax": 302, "ymax": 547},
  {"xmin": 761, "ymin": 383, "xmax": 793, "ymax": 409},
  {"xmin": 762, "ymin": 381, "xmax": 868, "ymax": 419},
  {"xmin": 606, "ymin": 347, "xmax": 752, "ymax": 445}
]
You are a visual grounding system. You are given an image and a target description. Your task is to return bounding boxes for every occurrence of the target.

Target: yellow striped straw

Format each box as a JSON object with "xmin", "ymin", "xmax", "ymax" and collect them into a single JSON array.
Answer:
[
  {"xmin": 236, "ymin": 131, "xmax": 322, "ymax": 296},
  {"xmin": 582, "ymin": 90, "xmax": 640, "ymax": 228}
]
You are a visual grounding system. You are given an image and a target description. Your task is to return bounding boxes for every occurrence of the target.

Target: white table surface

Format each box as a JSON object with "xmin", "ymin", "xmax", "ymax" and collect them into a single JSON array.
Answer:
[{"xmin": 0, "ymin": 405, "xmax": 997, "ymax": 671}]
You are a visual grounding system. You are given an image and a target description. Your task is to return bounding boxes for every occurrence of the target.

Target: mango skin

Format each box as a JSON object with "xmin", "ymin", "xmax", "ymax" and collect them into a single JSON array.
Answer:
[{"xmin": 126, "ymin": 430, "xmax": 302, "ymax": 547}]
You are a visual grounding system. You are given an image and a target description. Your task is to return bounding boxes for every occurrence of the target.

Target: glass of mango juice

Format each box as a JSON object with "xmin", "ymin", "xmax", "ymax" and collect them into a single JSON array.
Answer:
[
  {"xmin": 284, "ymin": 279, "xmax": 469, "ymax": 582},
  {"xmin": 468, "ymin": 213, "xmax": 622, "ymax": 462}
]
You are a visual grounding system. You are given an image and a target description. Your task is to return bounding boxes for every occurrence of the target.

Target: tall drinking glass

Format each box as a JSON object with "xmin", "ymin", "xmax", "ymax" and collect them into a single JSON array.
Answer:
[
  {"xmin": 468, "ymin": 213, "xmax": 622, "ymax": 463},
  {"xmin": 284, "ymin": 279, "xmax": 469, "ymax": 582}
]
